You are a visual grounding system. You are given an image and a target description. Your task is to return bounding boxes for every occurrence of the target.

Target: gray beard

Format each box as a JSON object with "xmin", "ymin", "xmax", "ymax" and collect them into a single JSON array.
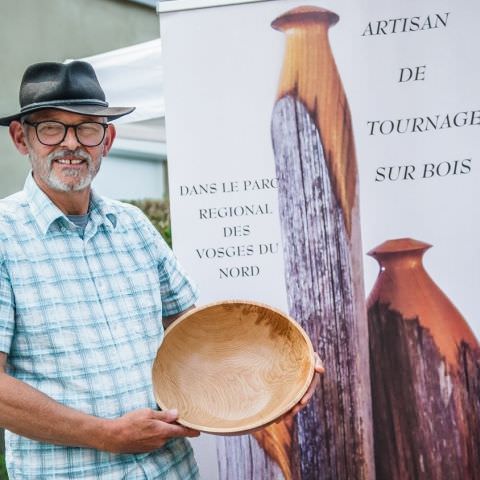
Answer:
[{"xmin": 30, "ymin": 148, "xmax": 101, "ymax": 192}]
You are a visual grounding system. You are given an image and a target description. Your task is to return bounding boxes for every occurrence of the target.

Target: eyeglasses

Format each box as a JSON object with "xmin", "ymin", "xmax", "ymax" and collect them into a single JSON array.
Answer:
[{"xmin": 23, "ymin": 120, "xmax": 108, "ymax": 147}]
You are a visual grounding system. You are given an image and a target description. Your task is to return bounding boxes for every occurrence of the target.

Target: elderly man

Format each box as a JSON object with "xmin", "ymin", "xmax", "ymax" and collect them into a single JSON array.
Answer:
[{"xmin": 0, "ymin": 61, "xmax": 322, "ymax": 479}]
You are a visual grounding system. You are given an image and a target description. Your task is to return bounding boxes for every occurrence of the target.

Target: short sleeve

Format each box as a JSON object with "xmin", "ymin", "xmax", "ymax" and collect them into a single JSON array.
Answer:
[
  {"xmin": 0, "ymin": 259, "xmax": 15, "ymax": 354},
  {"xmin": 155, "ymin": 233, "xmax": 199, "ymax": 318},
  {"xmin": 127, "ymin": 205, "xmax": 199, "ymax": 317}
]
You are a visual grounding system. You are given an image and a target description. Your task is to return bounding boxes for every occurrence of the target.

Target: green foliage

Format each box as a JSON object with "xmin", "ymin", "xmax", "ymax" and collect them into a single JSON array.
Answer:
[
  {"xmin": 123, "ymin": 199, "xmax": 172, "ymax": 247},
  {"xmin": 0, "ymin": 453, "xmax": 7, "ymax": 480}
]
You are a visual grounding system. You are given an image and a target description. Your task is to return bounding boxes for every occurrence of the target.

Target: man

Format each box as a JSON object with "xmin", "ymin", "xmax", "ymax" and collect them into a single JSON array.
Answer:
[{"xmin": 0, "ymin": 62, "xmax": 322, "ymax": 479}]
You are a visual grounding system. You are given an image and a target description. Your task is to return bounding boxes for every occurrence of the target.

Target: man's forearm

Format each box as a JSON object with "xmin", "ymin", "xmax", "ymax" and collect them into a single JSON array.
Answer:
[
  {"xmin": 0, "ymin": 371, "xmax": 108, "ymax": 449},
  {"xmin": 0, "ymin": 354, "xmax": 200, "ymax": 454}
]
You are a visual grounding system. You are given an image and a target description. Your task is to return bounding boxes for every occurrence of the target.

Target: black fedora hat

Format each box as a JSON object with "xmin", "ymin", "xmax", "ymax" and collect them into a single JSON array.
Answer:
[{"xmin": 0, "ymin": 61, "xmax": 135, "ymax": 126}]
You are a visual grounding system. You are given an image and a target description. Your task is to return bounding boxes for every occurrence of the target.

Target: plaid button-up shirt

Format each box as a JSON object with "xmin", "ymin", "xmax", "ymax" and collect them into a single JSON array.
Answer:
[{"xmin": 0, "ymin": 174, "xmax": 199, "ymax": 479}]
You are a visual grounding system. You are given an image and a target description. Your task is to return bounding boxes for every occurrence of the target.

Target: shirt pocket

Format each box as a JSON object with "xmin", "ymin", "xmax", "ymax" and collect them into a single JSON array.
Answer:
[{"xmin": 114, "ymin": 265, "xmax": 164, "ymax": 339}]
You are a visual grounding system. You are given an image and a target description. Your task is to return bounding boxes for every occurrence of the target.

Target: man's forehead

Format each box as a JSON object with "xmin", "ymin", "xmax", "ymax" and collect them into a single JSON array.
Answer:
[{"xmin": 26, "ymin": 109, "xmax": 106, "ymax": 123}]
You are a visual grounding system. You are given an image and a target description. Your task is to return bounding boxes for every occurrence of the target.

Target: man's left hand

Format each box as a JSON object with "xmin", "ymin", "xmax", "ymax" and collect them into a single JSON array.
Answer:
[{"xmin": 279, "ymin": 352, "xmax": 324, "ymax": 421}]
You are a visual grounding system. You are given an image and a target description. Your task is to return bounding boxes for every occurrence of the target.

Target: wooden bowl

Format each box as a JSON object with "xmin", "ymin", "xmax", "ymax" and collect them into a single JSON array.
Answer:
[{"xmin": 152, "ymin": 300, "xmax": 315, "ymax": 434}]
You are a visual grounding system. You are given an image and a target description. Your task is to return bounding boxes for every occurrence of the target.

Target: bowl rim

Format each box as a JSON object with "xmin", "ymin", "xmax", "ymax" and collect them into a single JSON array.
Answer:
[{"xmin": 152, "ymin": 299, "xmax": 316, "ymax": 434}]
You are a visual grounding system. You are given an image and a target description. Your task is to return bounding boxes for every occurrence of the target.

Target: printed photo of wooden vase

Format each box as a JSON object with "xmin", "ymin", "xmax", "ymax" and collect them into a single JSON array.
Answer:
[
  {"xmin": 367, "ymin": 238, "xmax": 480, "ymax": 480},
  {"xmin": 265, "ymin": 5, "xmax": 373, "ymax": 480}
]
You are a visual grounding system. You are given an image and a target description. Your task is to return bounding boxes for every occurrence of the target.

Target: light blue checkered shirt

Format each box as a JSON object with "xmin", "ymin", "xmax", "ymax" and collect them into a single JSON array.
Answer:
[{"xmin": 0, "ymin": 174, "xmax": 199, "ymax": 479}]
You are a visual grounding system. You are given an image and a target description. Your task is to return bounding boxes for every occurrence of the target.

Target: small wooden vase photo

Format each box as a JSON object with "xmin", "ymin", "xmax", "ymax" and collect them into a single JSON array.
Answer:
[{"xmin": 367, "ymin": 238, "xmax": 480, "ymax": 480}]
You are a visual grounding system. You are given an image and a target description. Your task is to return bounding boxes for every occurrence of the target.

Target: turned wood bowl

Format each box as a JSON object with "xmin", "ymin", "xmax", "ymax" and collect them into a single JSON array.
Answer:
[{"xmin": 152, "ymin": 300, "xmax": 315, "ymax": 434}]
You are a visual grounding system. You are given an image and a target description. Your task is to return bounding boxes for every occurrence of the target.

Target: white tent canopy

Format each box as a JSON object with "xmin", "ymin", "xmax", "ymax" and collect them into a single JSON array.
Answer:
[{"xmin": 72, "ymin": 39, "xmax": 164, "ymax": 125}]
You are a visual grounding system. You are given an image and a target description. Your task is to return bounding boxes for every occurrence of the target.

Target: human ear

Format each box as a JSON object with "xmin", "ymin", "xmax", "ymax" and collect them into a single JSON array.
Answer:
[
  {"xmin": 9, "ymin": 121, "xmax": 30, "ymax": 155},
  {"xmin": 102, "ymin": 124, "xmax": 116, "ymax": 157}
]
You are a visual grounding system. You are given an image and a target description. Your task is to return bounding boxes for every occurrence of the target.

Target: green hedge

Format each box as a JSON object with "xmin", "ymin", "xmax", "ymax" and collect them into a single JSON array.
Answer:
[
  {"xmin": 123, "ymin": 199, "xmax": 172, "ymax": 247},
  {"xmin": 0, "ymin": 453, "xmax": 7, "ymax": 480}
]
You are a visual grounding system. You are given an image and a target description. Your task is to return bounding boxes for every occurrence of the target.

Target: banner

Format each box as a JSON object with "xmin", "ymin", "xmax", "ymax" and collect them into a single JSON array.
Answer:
[{"xmin": 159, "ymin": 0, "xmax": 480, "ymax": 478}]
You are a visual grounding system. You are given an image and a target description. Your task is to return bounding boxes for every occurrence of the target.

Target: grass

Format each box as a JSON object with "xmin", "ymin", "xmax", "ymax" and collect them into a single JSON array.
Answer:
[{"xmin": 0, "ymin": 453, "xmax": 7, "ymax": 480}]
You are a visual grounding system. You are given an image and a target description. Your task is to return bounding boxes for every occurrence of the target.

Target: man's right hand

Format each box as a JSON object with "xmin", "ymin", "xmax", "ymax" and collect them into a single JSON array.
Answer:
[
  {"xmin": 100, "ymin": 408, "xmax": 200, "ymax": 454},
  {"xmin": 0, "ymin": 354, "xmax": 199, "ymax": 453}
]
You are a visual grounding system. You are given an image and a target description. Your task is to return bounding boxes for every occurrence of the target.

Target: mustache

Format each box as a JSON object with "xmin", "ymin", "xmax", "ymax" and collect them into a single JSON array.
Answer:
[{"xmin": 48, "ymin": 148, "xmax": 92, "ymax": 164}]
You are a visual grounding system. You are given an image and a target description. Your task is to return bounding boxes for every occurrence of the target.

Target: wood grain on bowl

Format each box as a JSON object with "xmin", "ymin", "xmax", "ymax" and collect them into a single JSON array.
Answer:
[{"xmin": 152, "ymin": 301, "xmax": 315, "ymax": 434}]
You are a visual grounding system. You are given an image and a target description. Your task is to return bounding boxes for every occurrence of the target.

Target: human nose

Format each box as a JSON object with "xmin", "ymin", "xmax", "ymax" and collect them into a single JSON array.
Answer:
[{"xmin": 60, "ymin": 125, "xmax": 81, "ymax": 149}]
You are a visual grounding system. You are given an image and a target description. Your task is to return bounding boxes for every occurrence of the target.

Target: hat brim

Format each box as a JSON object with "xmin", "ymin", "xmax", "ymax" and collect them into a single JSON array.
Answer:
[{"xmin": 0, "ymin": 104, "xmax": 135, "ymax": 126}]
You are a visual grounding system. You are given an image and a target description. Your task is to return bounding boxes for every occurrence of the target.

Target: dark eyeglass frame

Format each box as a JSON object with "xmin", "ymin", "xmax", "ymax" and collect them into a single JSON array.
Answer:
[{"xmin": 23, "ymin": 120, "xmax": 109, "ymax": 147}]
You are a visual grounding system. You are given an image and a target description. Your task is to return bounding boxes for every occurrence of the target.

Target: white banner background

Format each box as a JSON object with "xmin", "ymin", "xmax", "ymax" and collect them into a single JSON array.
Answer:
[{"xmin": 159, "ymin": 0, "xmax": 480, "ymax": 476}]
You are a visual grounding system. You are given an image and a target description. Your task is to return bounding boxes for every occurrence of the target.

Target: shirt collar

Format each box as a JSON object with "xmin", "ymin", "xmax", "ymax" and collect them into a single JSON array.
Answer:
[
  {"xmin": 89, "ymin": 190, "xmax": 118, "ymax": 231},
  {"xmin": 23, "ymin": 172, "xmax": 117, "ymax": 235}
]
